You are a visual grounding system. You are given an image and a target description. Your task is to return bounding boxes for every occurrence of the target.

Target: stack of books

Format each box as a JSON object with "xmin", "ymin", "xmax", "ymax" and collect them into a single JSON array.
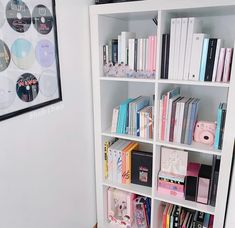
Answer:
[
  {"xmin": 158, "ymin": 147, "xmax": 220, "ymax": 206},
  {"xmin": 107, "ymin": 188, "xmax": 151, "ymax": 228},
  {"xmin": 111, "ymin": 96, "xmax": 154, "ymax": 139},
  {"xmin": 159, "ymin": 87, "xmax": 200, "ymax": 145},
  {"xmin": 161, "ymin": 17, "xmax": 234, "ymax": 83},
  {"xmin": 162, "ymin": 203, "xmax": 214, "ymax": 228},
  {"xmin": 104, "ymin": 139, "xmax": 153, "ymax": 187},
  {"xmin": 214, "ymin": 103, "xmax": 227, "ymax": 150},
  {"xmin": 103, "ymin": 31, "xmax": 157, "ymax": 78}
]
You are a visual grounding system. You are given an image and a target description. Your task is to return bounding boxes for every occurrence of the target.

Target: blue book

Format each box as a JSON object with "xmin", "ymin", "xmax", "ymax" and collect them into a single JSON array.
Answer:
[
  {"xmin": 214, "ymin": 103, "xmax": 223, "ymax": 149},
  {"xmin": 116, "ymin": 98, "xmax": 133, "ymax": 134},
  {"xmin": 199, "ymin": 38, "xmax": 209, "ymax": 81},
  {"xmin": 203, "ymin": 213, "xmax": 210, "ymax": 228}
]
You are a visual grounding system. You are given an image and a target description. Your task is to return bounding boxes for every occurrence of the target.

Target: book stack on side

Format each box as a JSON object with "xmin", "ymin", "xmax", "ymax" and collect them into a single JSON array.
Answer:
[
  {"xmin": 161, "ymin": 17, "xmax": 233, "ymax": 83},
  {"xmin": 111, "ymin": 95, "xmax": 154, "ymax": 140},
  {"xmin": 159, "ymin": 87, "xmax": 200, "ymax": 145},
  {"xmin": 157, "ymin": 147, "xmax": 220, "ymax": 206},
  {"xmin": 162, "ymin": 203, "xmax": 214, "ymax": 228}
]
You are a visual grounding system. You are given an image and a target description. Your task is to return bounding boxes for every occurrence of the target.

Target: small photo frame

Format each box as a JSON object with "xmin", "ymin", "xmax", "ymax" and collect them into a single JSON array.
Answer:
[{"xmin": 0, "ymin": 0, "xmax": 62, "ymax": 121}]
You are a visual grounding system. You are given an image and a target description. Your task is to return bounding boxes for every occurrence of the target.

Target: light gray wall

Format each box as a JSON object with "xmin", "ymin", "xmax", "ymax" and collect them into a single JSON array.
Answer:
[{"xmin": 0, "ymin": 0, "xmax": 96, "ymax": 227}]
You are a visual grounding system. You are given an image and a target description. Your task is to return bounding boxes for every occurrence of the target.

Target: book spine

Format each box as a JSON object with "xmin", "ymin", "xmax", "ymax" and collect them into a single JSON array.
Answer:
[
  {"xmin": 165, "ymin": 34, "xmax": 170, "ymax": 79},
  {"xmin": 212, "ymin": 39, "xmax": 222, "ymax": 82},
  {"xmin": 104, "ymin": 141, "xmax": 109, "ymax": 179},
  {"xmin": 173, "ymin": 101, "xmax": 181, "ymax": 142},
  {"xmin": 161, "ymin": 95, "xmax": 168, "ymax": 141},
  {"xmin": 112, "ymin": 39, "xmax": 118, "ymax": 64},
  {"xmin": 216, "ymin": 48, "xmax": 226, "ymax": 82},
  {"xmin": 161, "ymin": 34, "xmax": 167, "ymax": 79},
  {"xmin": 134, "ymin": 39, "xmax": 138, "ymax": 71},
  {"xmin": 117, "ymin": 150, "xmax": 122, "ymax": 184},
  {"xmin": 211, "ymin": 170, "xmax": 219, "ymax": 206},
  {"xmin": 126, "ymin": 150, "xmax": 131, "ymax": 184},
  {"xmin": 222, "ymin": 48, "xmax": 233, "ymax": 82},
  {"xmin": 118, "ymin": 35, "xmax": 121, "ymax": 63},
  {"xmin": 108, "ymin": 40, "xmax": 112, "ymax": 63},
  {"xmin": 108, "ymin": 148, "xmax": 113, "ymax": 182},
  {"xmin": 205, "ymin": 39, "xmax": 218, "ymax": 81},
  {"xmin": 218, "ymin": 108, "xmax": 226, "ymax": 149},
  {"xmin": 129, "ymin": 39, "xmax": 135, "ymax": 70},
  {"xmin": 177, "ymin": 102, "xmax": 185, "ymax": 143},
  {"xmin": 169, "ymin": 100, "xmax": 177, "ymax": 142},
  {"xmin": 168, "ymin": 18, "xmax": 176, "ymax": 79},
  {"xmin": 153, "ymin": 36, "xmax": 157, "ymax": 71},
  {"xmin": 103, "ymin": 45, "xmax": 107, "ymax": 65},
  {"xmin": 199, "ymin": 38, "xmax": 209, "ymax": 81},
  {"xmin": 121, "ymin": 150, "xmax": 126, "ymax": 184},
  {"xmin": 173, "ymin": 18, "xmax": 182, "ymax": 80},
  {"xmin": 187, "ymin": 101, "xmax": 197, "ymax": 145},
  {"xmin": 214, "ymin": 105, "xmax": 222, "ymax": 149},
  {"xmin": 178, "ymin": 18, "xmax": 188, "ymax": 80},
  {"xmin": 159, "ymin": 97, "xmax": 163, "ymax": 140},
  {"xmin": 181, "ymin": 99, "xmax": 191, "ymax": 143}
]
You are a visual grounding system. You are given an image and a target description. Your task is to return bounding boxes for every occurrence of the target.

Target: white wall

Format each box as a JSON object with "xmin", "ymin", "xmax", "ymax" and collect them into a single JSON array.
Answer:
[{"xmin": 0, "ymin": 0, "xmax": 96, "ymax": 228}]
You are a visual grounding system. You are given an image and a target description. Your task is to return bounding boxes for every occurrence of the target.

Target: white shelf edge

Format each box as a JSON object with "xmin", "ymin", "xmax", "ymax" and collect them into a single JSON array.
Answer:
[
  {"xmin": 157, "ymin": 79, "xmax": 230, "ymax": 88},
  {"xmin": 102, "ymin": 128, "xmax": 154, "ymax": 144},
  {"xmin": 100, "ymin": 77, "xmax": 156, "ymax": 83},
  {"xmin": 155, "ymin": 193, "xmax": 215, "ymax": 215},
  {"xmin": 155, "ymin": 140, "xmax": 222, "ymax": 156},
  {"xmin": 103, "ymin": 181, "xmax": 152, "ymax": 198}
]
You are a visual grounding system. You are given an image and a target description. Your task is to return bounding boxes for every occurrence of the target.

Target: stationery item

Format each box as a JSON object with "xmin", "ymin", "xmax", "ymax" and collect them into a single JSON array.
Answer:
[
  {"xmin": 222, "ymin": 48, "xmax": 233, "ymax": 82},
  {"xmin": 189, "ymin": 33, "xmax": 208, "ymax": 81},
  {"xmin": 197, "ymin": 165, "xmax": 212, "ymax": 204},
  {"xmin": 216, "ymin": 48, "xmax": 226, "ymax": 82}
]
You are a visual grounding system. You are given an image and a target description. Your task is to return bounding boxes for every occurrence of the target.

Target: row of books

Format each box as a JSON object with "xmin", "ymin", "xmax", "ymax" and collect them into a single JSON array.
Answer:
[
  {"xmin": 111, "ymin": 96, "xmax": 154, "ymax": 139},
  {"xmin": 103, "ymin": 31, "xmax": 157, "ymax": 72},
  {"xmin": 159, "ymin": 87, "xmax": 199, "ymax": 145},
  {"xmin": 162, "ymin": 203, "xmax": 214, "ymax": 228},
  {"xmin": 104, "ymin": 139, "xmax": 153, "ymax": 187},
  {"xmin": 158, "ymin": 147, "xmax": 220, "ymax": 206},
  {"xmin": 108, "ymin": 188, "xmax": 151, "ymax": 227},
  {"xmin": 161, "ymin": 17, "xmax": 233, "ymax": 83}
]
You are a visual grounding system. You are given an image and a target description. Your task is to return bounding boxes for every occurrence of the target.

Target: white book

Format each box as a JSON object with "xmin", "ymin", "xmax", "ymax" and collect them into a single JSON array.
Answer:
[
  {"xmin": 128, "ymin": 39, "xmax": 135, "ymax": 70},
  {"xmin": 173, "ymin": 18, "xmax": 182, "ymax": 80},
  {"xmin": 178, "ymin": 18, "xmax": 188, "ymax": 80},
  {"xmin": 138, "ymin": 38, "xmax": 144, "ymax": 71},
  {"xmin": 145, "ymin": 39, "xmax": 149, "ymax": 71},
  {"xmin": 168, "ymin": 18, "xmax": 177, "ymax": 79},
  {"xmin": 189, "ymin": 33, "xmax": 208, "ymax": 81},
  {"xmin": 105, "ymin": 45, "xmax": 109, "ymax": 64},
  {"xmin": 183, "ymin": 17, "xmax": 201, "ymax": 80},
  {"xmin": 212, "ymin": 39, "xmax": 222, "ymax": 82},
  {"xmin": 111, "ymin": 106, "xmax": 119, "ymax": 133},
  {"xmin": 118, "ymin": 35, "xmax": 121, "ymax": 63},
  {"xmin": 121, "ymin": 32, "xmax": 136, "ymax": 64},
  {"xmin": 142, "ymin": 39, "xmax": 147, "ymax": 71}
]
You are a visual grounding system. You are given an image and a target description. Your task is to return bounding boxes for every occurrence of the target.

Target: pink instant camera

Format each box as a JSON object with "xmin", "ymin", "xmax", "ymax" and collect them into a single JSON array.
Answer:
[{"xmin": 194, "ymin": 121, "xmax": 216, "ymax": 146}]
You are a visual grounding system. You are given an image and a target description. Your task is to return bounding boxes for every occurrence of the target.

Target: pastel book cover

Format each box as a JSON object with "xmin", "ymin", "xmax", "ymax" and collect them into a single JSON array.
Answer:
[{"xmin": 107, "ymin": 188, "xmax": 135, "ymax": 227}]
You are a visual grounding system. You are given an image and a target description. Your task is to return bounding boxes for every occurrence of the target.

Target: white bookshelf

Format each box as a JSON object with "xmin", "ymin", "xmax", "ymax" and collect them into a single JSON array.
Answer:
[{"xmin": 90, "ymin": 1, "xmax": 235, "ymax": 227}]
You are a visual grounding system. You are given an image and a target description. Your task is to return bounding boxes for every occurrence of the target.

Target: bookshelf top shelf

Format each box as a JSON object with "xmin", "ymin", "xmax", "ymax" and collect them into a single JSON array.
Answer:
[{"xmin": 90, "ymin": 0, "xmax": 235, "ymax": 17}]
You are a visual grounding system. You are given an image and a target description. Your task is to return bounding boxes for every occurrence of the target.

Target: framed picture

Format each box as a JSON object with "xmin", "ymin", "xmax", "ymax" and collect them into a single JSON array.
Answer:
[{"xmin": 0, "ymin": 0, "xmax": 62, "ymax": 121}]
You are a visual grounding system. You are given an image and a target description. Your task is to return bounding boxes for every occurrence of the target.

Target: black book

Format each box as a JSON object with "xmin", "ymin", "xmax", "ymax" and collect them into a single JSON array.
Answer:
[
  {"xmin": 134, "ymin": 38, "xmax": 138, "ymax": 71},
  {"xmin": 131, "ymin": 150, "xmax": 153, "ymax": 187},
  {"xmin": 218, "ymin": 103, "xmax": 227, "ymax": 149},
  {"xmin": 161, "ymin": 34, "xmax": 170, "ymax": 79},
  {"xmin": 211, "ymin": 158, "xmax": 221, "ymax": 206},
  {"xmin": 173, "ymin": 206, "xmax": 181, "ymax": 228},
  {"xmin": 208, "ymin": 155, "xmax": 217, "ymax": 205},
  {"xmin": 204, "ymin": 38, "xmax": 217, "ymax": 81},
  {"xmin": 112, "ymin": 39, "xmax": 118, "ymax": 64},
  {"xmin": 193, "ymin": 211, "xmax": 205, "ymax": 228}
]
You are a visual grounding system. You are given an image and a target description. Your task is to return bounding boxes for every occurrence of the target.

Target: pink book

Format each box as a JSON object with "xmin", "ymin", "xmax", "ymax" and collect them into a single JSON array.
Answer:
[
  {"xmin": 216, "ymin": 48, "xmax": 226, "ymax": 82},
  {"xmin": 153, "ymin": 36, "xmax": 157, "ymax": 71},
  {"xmin": 147, "ymin": 36, "xmax": 152, "ymax": 71},
  {"xmin": 161, "ymin": 95, "xmax": 167, "ymax": 141},
  {"xmin": 158, "ymin": 186, "xmax": 184, "ymax": 198},
  {"xmin": 209, "ymin": 215, "xmax": 214, "ymax": 228},
  {"xmin": 222, "ymin": 48, "xmax": 233, "ymax": 82},
  {"xmin": 121, "ymin": 150, "xmax": 126, "ymax": 184},
  {"xmin": 187, "ymin": 162, "xmax": 200, "ymax": 176},
  {"xmin": 150, "ymin": 36, "xmax": 155, "ymax": 72},
  {"xmin": 158, "ymin": 180, "xmax": 184, "ymax": 192}
]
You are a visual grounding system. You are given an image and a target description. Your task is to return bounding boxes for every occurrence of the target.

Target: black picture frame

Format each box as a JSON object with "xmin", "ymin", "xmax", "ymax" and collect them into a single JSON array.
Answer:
[{"xmin": 0, "ymin": 0, "xmax": 62, "ymax": 121}]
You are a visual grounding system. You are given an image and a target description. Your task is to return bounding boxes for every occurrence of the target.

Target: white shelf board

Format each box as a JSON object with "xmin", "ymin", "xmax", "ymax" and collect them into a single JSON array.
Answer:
[
  {"xmin": 104, "ymin": 221, "xmax": 137, "ymax": 228},
  {"xmin": 100, "ymin": 77, "xmax": 156, "ymax": 83},
  {"xmin": 155, "ymin": 192, "xmax": 215, "ymax": 215},
  {"xmin": 158, "ymin": 79, "xmax": 230, "ymax": 88},
  {"xmin": 103, "ymin": 181, "xmax": 152, "ymax": 198},
  {"xmin": 156, "ymin": 140, "xmax": 222, "ymax": 156},
  {"xmin": 102, "ymin": 128, "xmax": 154, "ymax": 144}
]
